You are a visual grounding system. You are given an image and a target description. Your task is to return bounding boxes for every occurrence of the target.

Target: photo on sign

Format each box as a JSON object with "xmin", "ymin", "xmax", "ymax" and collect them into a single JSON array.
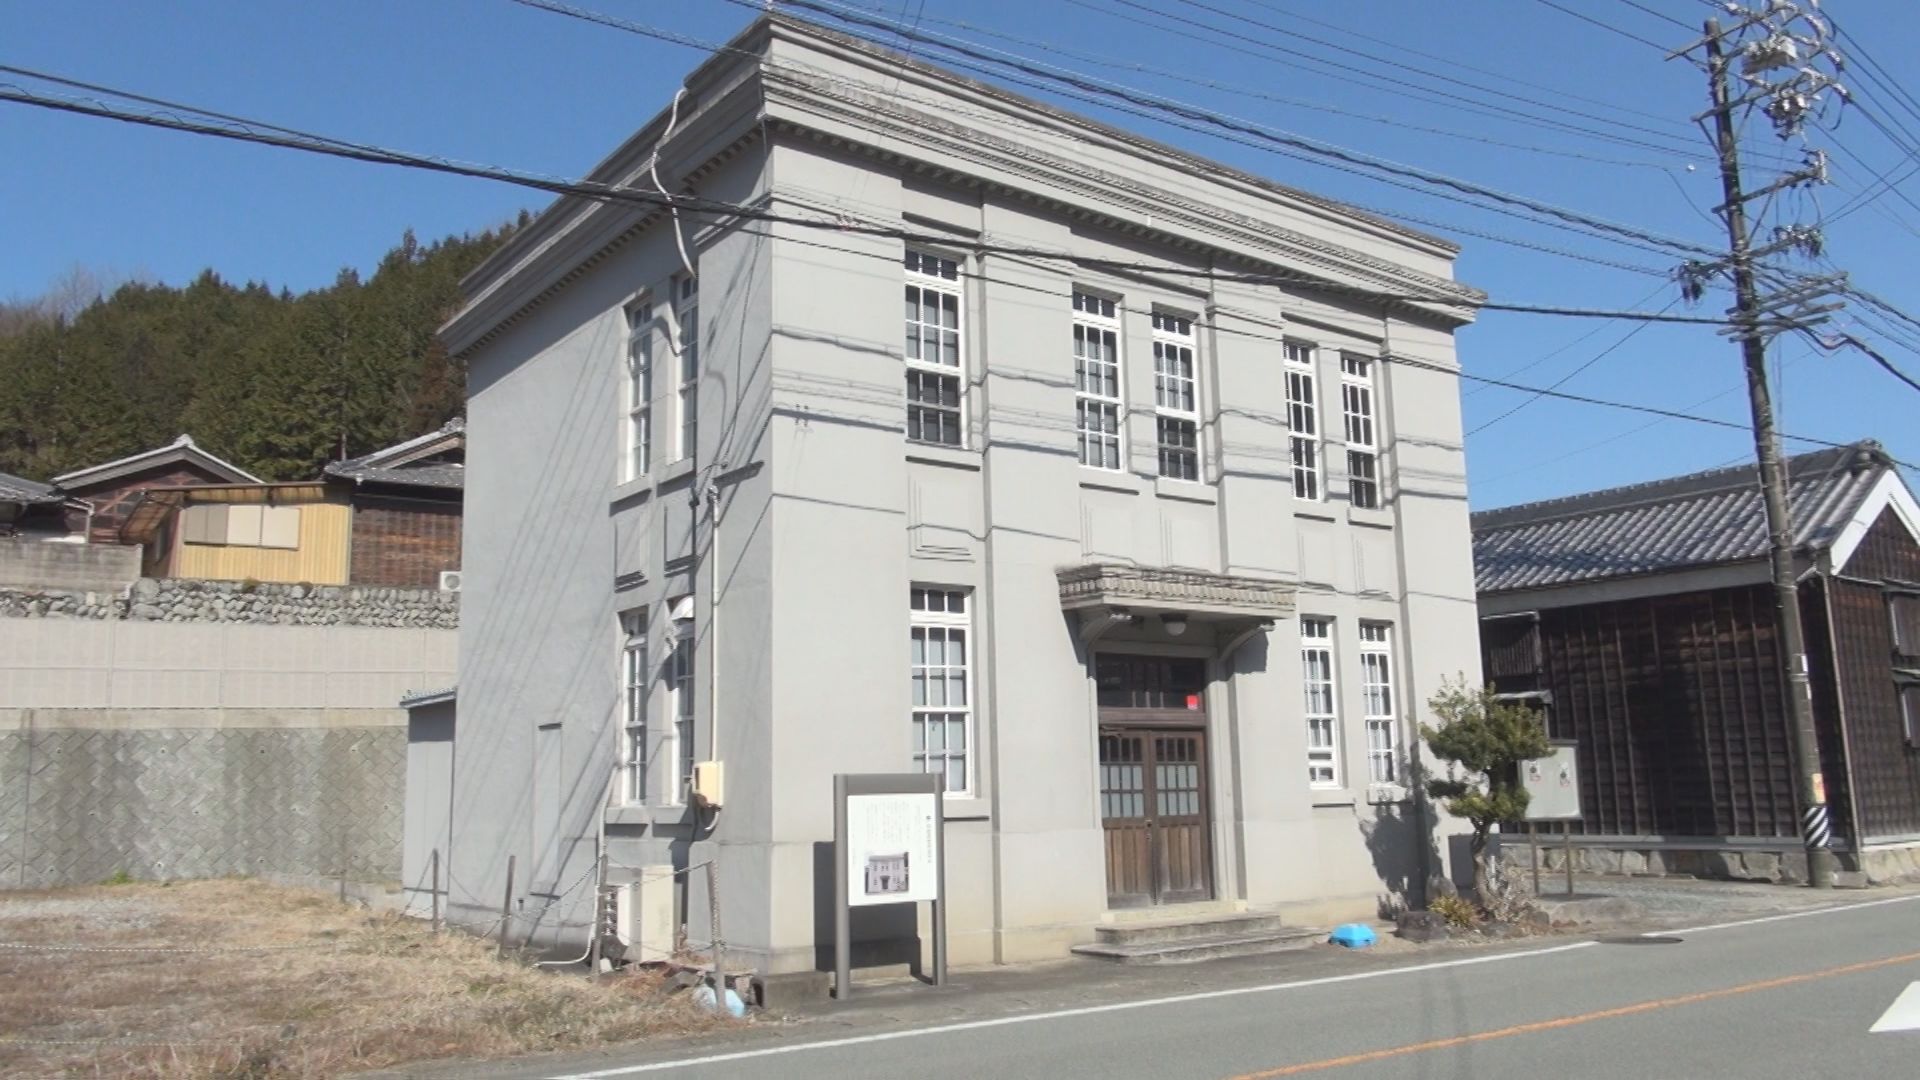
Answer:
[{"xmin": 864, "ymin": 852, "xmax": 910, "ymax": 896}]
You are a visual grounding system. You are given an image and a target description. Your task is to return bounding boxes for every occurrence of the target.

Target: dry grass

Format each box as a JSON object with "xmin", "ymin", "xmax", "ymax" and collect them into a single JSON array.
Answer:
[{"xmin": 0, "ymin": 880, "xmax": 730, "ymax": 1079}]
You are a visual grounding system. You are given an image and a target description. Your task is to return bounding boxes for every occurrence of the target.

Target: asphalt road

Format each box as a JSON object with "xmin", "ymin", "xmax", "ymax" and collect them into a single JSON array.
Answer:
[{"xmin": 434, "ymin": 894, "xmax": 1920, "ymax": 1080}]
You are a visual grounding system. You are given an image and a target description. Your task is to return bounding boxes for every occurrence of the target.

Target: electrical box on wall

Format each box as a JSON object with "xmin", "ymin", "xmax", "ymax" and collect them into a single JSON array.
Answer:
[
  {"xmin": 692, "ymin": 760, "xmax": 724, "ymax": 807},
  {"xmin": 614, "ymin": 878, "xmax": 675, "ymax": 964}
]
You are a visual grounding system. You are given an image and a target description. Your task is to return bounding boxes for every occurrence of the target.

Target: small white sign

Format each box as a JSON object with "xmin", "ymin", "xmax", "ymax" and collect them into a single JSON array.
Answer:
[
  {"xmin": 1522, "ymin": 743, "xmax": 1582, "ymax": 821},
  {"xmin": 845, "ymin": 792, "xmax": 939, "ymax": 907}
]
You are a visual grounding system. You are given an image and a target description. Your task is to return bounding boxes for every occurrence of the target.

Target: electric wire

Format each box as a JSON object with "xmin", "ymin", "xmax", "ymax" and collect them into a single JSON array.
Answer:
[{"xmin": 1529, "ymin": 0, "xmax": 1669, "ymax": 52}]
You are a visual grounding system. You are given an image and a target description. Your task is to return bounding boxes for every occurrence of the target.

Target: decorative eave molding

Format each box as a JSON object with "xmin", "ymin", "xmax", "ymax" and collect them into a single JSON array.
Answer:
[
  {"xmin": 761, "ymin": 72, "xmax": 1480, "ymax": 325},
  {"xmin": 444, "ymin": 128, "xmax": 766, "ymax": 359},
  {"xmin": 1057, "ymin": 563, "xmax": 1297, "ymax": 618}
]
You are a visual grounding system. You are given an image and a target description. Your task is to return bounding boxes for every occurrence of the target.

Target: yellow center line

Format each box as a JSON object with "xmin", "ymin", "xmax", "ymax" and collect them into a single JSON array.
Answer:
[{"xmin": 1228, "ymin": 948, "xmax": 1920, "ymax": 1080}]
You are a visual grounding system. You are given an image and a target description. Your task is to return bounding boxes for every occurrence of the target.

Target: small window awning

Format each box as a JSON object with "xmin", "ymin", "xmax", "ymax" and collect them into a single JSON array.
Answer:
[{"xmin": 1056, "ymin": 563, "xmax": 1296, "ymax": 620}]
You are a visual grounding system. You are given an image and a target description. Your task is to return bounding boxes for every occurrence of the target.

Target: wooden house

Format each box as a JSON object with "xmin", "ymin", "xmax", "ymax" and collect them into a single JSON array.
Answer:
[{"xmin": 1473, "ymin": 440, "xmax": 1920, "ymax": 884}]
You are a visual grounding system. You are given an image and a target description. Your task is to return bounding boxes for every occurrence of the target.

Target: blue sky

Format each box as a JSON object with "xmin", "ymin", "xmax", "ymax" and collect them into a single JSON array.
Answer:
[{"xmin": 5, "ymin": 0, "xmax": 1917, "ymax": 508}]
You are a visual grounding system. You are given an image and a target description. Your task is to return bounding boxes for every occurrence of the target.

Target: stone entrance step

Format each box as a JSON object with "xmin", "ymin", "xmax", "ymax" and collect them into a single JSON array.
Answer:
[{"xmin": 1073, "ymin": 911, "xmax": 1325, "ymax": 964}]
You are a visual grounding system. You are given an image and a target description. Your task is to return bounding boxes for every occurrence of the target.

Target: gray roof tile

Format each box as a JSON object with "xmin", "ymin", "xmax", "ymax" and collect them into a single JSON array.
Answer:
[
  {"xmin": 0, "ymin": 470, "xmax": 60, "ymax": 505},
  {"xmin": 1472, "ymin": 441, "xmax": 1890, "ymax": 595}
]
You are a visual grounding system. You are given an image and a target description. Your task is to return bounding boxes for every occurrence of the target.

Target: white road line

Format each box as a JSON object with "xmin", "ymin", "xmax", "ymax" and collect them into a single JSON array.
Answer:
[
  {"xmin": 1647, "ymin": 893, "xmax": 1920, "ymax": 937},
  {"xmin": 546, "ymin": 941, "xmax": 1599, "ymax": 1078}
]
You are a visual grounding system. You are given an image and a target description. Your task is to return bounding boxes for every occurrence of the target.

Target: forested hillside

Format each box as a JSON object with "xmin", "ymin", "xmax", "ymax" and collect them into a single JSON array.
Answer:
[{"xmin": 0, "ymin": 220, "xmax": 520, "ymax": 482}]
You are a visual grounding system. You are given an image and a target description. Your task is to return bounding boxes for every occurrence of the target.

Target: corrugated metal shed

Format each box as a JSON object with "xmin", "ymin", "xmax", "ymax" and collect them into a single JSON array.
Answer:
[{"xmin": 1473, "ymin": 441, "xmax": 1890, "ymax": 594}]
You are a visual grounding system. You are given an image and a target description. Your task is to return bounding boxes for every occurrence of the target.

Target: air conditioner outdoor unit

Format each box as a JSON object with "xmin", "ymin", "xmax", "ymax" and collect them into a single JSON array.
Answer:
[
  {"xmin": 438, "ymin": 570, "xmax": 463, "ymax": 593},
  {"xmin": 614, "ymin": 874, "xmax": 676, "ymax": 964}
]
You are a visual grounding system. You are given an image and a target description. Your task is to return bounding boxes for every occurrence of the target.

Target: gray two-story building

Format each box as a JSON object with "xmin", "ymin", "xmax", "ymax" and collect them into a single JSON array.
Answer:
[{"xmin": 421, "ymin": 14, "xmax": 1485, "ymax": 976}]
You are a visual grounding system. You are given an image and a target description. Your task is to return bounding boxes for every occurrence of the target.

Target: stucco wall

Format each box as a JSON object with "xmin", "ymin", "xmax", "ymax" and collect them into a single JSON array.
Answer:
[{"xmin": 439, "ymin": 24, "xmax": 1480, "ymax": 974}]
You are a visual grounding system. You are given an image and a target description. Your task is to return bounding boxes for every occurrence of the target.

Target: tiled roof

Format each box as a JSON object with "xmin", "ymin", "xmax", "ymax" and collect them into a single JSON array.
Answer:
[
  {"xmin": 325, "ymin": 418, "xmax": 464, "ymax": 491},
  {"xmin": 0, "ymin": 470, "xmax": 61, "ymax": 505},
  {"xmin": 1473, "ymin": 441, "xmax": 1891, "ymax": 595},
  {"xmin": 52, "ymin": 434, "xmax": 261, "ymax": 488}
]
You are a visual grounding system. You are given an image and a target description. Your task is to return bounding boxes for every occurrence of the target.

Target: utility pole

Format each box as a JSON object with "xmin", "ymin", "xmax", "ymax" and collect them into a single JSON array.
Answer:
[{"xmin": 1694, "ymin": 14, "xmax": 1839, "ymax": 887}]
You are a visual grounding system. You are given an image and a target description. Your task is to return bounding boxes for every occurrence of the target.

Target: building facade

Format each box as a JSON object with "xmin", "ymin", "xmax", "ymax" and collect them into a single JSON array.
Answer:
[
  {"xmin": 1475, "ymin": 441, "xmax": 1920, "ymax": 884},
  {"xmin": 431, "ymin": 15, "xmax": 1483, "ymax": 974}
]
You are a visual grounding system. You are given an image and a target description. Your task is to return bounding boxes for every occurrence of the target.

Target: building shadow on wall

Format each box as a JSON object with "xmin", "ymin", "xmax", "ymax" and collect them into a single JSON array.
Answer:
[
  {"xmin": 1360, "ymin": 799, "xmax": 1444, "ymax": 918},
  {"xmin": 810, "ymin": 841, "xmax": 926, "ymax": 981}
]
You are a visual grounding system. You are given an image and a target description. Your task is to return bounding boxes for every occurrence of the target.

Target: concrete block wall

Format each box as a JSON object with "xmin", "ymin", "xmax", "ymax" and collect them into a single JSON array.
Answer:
[
  {"xmin": 0, "ymin": 539, "xmax": 140, "ymax": 593},
  {"xmin": 0, "ymin": 617, "xmax": 453, "ymax": 888}
]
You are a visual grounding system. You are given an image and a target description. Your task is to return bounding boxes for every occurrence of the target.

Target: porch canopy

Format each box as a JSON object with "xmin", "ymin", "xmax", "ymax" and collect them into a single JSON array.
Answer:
[{"xmin": 1056, "ymin": 563, "xmax": 1295, "ymax": 648}]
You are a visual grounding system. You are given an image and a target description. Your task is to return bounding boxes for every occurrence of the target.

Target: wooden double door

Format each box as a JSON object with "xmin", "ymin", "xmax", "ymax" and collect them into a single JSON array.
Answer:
[{"xmin": 1096, "ymin": 655, "xmax": 1214, "ymax": 908}]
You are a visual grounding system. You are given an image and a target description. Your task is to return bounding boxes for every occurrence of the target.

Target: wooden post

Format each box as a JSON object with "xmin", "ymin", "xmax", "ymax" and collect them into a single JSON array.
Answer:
[
  {"xmin": 497, "ymin": 854, "xmax": 516, "ymax": 957},
  {"xmin": 430, "ymin": 849, "xmax": 442, "ymax": 933}
]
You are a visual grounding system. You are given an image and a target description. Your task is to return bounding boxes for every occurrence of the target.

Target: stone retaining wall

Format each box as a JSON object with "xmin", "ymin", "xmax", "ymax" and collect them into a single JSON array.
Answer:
[
  {"xmin": 1499, "ymin": 837, "xmax": 1920, "ymax": 886},
  {"xmin": 0, "ymin": 576, "xmax": 456, "ymax": 629}
]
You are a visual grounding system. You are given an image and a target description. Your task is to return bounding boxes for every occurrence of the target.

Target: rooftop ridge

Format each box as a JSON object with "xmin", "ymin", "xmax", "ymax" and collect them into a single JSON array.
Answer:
[{"xmin": 1472, "ymin": 440, "xmax": 1884, "ymax": 533}]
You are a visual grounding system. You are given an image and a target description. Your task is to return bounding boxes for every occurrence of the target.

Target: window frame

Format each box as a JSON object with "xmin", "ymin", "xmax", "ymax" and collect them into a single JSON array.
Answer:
[
  {"xmin": 1888, "ymin": 590, "xmax": 1920, "ymax": 658},
  {"xmin": 1359, "ymin": 622, "xmax": 1399, "ymax": 784},
  {"xmin": 1152, "ymin": 310, "xmax": 1200, "ymax": 482},
  {"xmin": 1073, "ymin": 290, "xmax": 1126, "ymax": 472},
  {"xmin": 664, "ymin": 599, "xmax": 695, "ymax": 806},
  {"xmin": 624, "ymin": 298, "xmax": 652, "ymax": 481},
  {"xmin": 621, "ymin": 609, "xmax": 648, "ymax": 804},
  {"xmin": 1301, "ymin": 616, "xmax": 1340, "ymax": 788},
  {"xmin": 910, "ymin": 585, "xmax": 974, "ymax": 797},
  {"xmin": 1340, "ymin": 352, "xmax": 1380, "ymax": 510},
  {"xmin": 1284, "ymin": 341, "xmax": 1322, "ymax": 502},
  {"xmin": 903, "ymin": 249, "xmax": 966, "ymax": 448},
  {"xmin": 673, "ymin": 275, "xmax": 698, "ymax": 464}
]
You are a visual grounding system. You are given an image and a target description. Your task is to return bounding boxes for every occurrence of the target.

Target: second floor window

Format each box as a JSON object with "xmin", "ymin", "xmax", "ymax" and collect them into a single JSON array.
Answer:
[
  {"xmin": 1073, "ymin": 291, "xmax": 1124, "ymax": 470},
  {"xmin": 1153, "ymin": 311, "xmax": 1199, "ymax": 481},
  {"xmin": 1341, "ymin": 354, "xmax": 1379, "ymax": 510},
  {"xmin": 1285, "ymin": 342, "xmax": 1321, "ymax": 501},
  {"xmin": 674, "ymin": 275, "xmax": 698, "ymax": 462},
  {"xmin": 624, "ymin": 301, "xmax": 651, "ymax": 480},
  {"xmin": 904, "ymin": 250, "xmax": 963, "ymax": 447}
]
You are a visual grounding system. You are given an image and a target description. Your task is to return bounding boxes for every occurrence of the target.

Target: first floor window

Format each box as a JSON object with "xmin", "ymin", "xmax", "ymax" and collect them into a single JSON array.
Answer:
[
  {"xmin": 667, "ymin": 601, "xmax": 694, "ymax": 803},
  {"xmin": 621, "ymin": 609, "xmax": 648, "ymax": 803},
  {"xmin": 1360, "ymin": 622, "xmax": 1398, "ymax": 783},
  {"xmin": 1900, "ymin": 682, "xmax": 1920, "ymax": 746},
  {"xmin": 911, "ymin": 586, "xmax": 971, "ymax": 795},
  {"xmin": 1301, "ymin": 617, "xmax": 1338, "ymax": 787}
]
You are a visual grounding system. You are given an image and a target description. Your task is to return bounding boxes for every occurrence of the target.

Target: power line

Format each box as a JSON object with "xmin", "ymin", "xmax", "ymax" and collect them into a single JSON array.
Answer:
[
  {"xmin": 1466, "ymin": 300, "xmax": 1675, "ymax": 435},
  {"xmin": 513, "ymin": 0, "xmax": 1702, "ymax": 277},
  {"xmin": 811, "ymin": 0, "xmax": 1674, "ymax": 170},
  {"xmin": 766, "ymin": 0, "xmax": 1729, "ymax": 261},
  {"xmin": 1529, "ymin": 0, "xmax": 1669, "ymax": 51},
  {"xmin": 1238, "ymin": 0, "xmax": 1697, "ymax": 131},
  {"xmin": 1613, "ymin": 0, "xmax": 1693, "ymax": 31},
  {"xmin": 1, "ymin": 80, "xmax": 1758, "ymax": 325}
]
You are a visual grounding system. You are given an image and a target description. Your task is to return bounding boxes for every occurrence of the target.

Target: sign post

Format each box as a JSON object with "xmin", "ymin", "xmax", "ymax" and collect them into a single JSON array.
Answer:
[
  {"xmin": 833, "ymin": 772, "xmax": 946, "ymax": 1001},
  {"xmin": 1520, "ymin": 740, "xmax": 1582, "ymax": 897}
]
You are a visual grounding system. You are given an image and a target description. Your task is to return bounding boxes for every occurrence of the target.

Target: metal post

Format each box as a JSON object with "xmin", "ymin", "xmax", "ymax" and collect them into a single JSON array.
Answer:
[
  {"xmin": 497, "ymin": 854, "xmax": 516, "ymax": 957},
  {"xmin": 1702, "ymin": 18, "xmax": 1835, "ymax": 887},
  {"xmin": 932, "ymin": 773, "xmax": 947, "ymax": 987},
  {"xmin": 430, "ymin": 849, "xmax": 442, "ymax": 932},
  {"xmin": 1565, "ymin": 830, "xmax": 1575, "ymax": 898},
  {"xmin": 706, "ymin": 860, "xmax": 724, "ymax": 999},
  {"xmin": 338, "ymin": 871, "xmax": 348, "ymax": 906},
  {"xmin": 833, "ymin": 775, "xmax": 851, "ymax": 1000},
  {"xmin": 1529, "ymin": 822, "xmax": 1541, "ymax": 897},
  {"xmin": 589, "ymin": 853, "xmax": 607, "ymax": 978}
]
